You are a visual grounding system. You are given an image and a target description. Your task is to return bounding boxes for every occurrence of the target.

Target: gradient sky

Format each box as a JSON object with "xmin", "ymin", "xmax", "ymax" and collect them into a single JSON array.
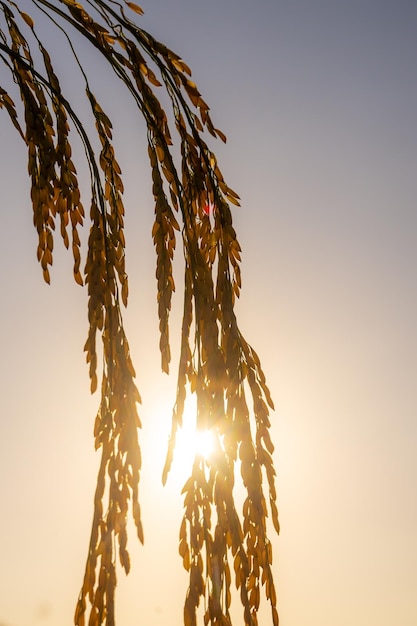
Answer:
[{"xmin": 0, "ymin": 0, "xmax": 416, "ymax": 625}]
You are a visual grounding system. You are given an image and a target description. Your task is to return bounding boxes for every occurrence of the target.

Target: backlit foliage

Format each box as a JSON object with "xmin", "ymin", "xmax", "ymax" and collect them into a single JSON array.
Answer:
[{"xmin": 0, "ymin": 1, "xmax": 279, "ymax": 625}]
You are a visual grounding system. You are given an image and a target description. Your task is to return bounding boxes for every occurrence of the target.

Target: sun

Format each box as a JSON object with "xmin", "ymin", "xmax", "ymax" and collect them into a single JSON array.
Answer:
[
  {"xmin": 166, "ymin": 398, "xmax": 218, "ymax": 481},
  {"xmin": 173, "ymin": 424, "xmax": 216, "ymax": 471},
  {"xmin": 193, "ymin": 428, "xmax": 216, "ymax": 459}
]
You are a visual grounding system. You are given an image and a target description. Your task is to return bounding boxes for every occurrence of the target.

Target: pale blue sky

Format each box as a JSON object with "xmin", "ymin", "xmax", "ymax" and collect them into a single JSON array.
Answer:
[{"xmin": 0, "ymin": 1, "xmax": 416, "ymax": 625}]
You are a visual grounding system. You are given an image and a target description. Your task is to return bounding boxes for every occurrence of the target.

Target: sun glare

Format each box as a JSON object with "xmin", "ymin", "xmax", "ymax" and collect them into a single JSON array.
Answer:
[
  {"xmin": 173, "ymin": 425, "xmax": 216, "ymax": 470},
  {"xmin": 167, "ymin": 399, "xmax": 218, "ymax": 482},
  {"xmin": 194, "ymin": 428, "xmax": 215, "ymax": 459}
]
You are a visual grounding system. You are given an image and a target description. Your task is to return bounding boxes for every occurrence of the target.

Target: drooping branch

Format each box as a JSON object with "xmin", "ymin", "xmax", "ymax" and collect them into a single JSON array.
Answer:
[{"xmin": 0, "ymin": 2, "xmax": 279, "ymax": 625}]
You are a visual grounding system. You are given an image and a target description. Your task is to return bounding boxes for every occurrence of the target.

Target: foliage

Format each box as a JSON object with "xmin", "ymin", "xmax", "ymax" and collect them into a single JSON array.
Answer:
[{"xmin": 0, "ymin": 1, "xmax": 279, "ymax": 625}]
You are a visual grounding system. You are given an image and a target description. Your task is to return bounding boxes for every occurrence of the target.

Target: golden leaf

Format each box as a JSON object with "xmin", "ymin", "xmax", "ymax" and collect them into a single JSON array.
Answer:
[
  {"xmin": 215, "ymin": 127, "xmax": 227, "ymax": 143},
  {"xmin": 183, "ymin": 549, "xmax": 190, "ymax": 571},
  {"xmin": 171, "ymin": 58, "xmax": 192, "ymax": 75},
  {"xmin": 126, "ymin": 1, "xmax": 144, "ymax": 15},
  {"xmin": 19, "ymin": 11, "xmax": 34, "ymax": 28},
  {"xmin": 74, "ymin": 270, "xmax": 84, "ymax": 286},
  {"xmin": 119, "ymin": 547, "xmax": 131, "ymax": 573},
  {"xmin": 226, "ymin": 192, "xmax": 241, "ymax": 207},
  {"xmin": 270, "ymin": 499, "xmax": 280, "ymax": 534},
  {"xmin": 147, "ymin": 69, "xmax": 162, "ymax": 87},
  {"xmin": 90, "ymin": 373, "xmax": 98, "ymax": 394}
]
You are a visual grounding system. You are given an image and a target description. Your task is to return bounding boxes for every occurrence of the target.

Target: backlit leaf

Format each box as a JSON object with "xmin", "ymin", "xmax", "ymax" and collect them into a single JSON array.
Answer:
[
  {"xmin": 21, "ymin": 12, "xmax": 34, "ymax": 28},
  {"xmin": 126, "ymin": 1, "xmax": 144, "ymax": 15}
]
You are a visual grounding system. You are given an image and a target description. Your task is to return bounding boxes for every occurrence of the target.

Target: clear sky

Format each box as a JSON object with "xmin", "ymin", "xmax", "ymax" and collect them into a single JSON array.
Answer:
[{"xmin": 0, "ymin": 0, "xmax": 416, "ymax": 625}]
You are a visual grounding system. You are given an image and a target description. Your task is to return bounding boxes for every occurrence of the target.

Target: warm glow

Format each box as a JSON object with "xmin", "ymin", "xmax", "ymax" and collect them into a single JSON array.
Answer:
[
  {"xmin": 166, "ymin": 398, "xmax": 217, "ymax": 480},
  {"xmin": 173, "ymin": 424, "xmax": 216, "ymax": 471},
  {"xmin": 194, "ymin": 428, "xmax": 215, "ymax": 459}
]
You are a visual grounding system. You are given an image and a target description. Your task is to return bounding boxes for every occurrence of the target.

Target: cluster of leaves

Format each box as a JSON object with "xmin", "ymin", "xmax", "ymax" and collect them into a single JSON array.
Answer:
[{"xmin": 0, "ymin": 1, "xmax": 279, "ymax": 625}]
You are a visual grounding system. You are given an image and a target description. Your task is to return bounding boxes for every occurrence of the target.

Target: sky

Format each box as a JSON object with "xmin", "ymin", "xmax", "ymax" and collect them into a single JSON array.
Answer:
[{"xmin": 0, "ymin": 0, "xmax": 416, "ymax": 624}]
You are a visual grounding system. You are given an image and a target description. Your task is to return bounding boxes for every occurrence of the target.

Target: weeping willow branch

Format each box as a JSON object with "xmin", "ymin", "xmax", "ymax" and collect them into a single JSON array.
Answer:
[{"xmin": 0, "ymin": 2, "xmax": 279, "ymax": 625}]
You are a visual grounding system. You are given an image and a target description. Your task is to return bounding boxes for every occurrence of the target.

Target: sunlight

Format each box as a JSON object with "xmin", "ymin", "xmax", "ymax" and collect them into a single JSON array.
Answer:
[
  {"xmin": 173, "ymin": 423, "xmax": 216, "ymax": 469},
  {"xmin": 193, "ymin": 428, "xmax": 216, "ymax": 459},
  {"xmin": 167, "ymin": 397, "xmax": 217, "ymax": 481}
]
